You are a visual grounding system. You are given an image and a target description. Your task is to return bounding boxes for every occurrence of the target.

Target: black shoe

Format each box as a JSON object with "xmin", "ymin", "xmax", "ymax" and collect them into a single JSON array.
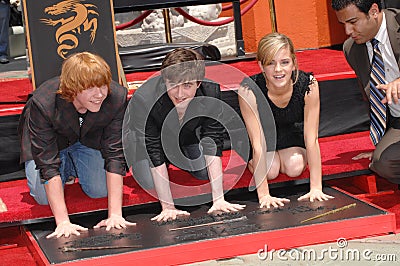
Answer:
[{"xmin": 0, "ymin": 56, "xmax": 9, "ymax": 64}]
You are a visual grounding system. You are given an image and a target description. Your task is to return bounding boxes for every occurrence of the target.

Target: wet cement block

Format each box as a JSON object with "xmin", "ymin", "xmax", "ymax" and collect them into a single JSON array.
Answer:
[{"xmin": 27, "ymin": 186, "xmax": 388, "ymax": 264}]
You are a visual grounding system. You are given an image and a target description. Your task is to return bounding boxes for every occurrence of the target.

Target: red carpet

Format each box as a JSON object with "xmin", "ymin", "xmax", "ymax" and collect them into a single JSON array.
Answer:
[
  {"xmin": 364, "ymin": 190, "xmax": 400, "ymax": 231},
  {"xmin": 328, "ymin": 176, "xmax": 400, "ymax": 232},
  {"xmin": 0, "ymin": 78, "xmax": 32, "ymax": 103},
  {"xmin": 0, "ymin": 227, "xmax": 35, "ymax": 266},
  {"xmin": 0, "ymin": 104, "xmax": 25, "ymax": 116}
]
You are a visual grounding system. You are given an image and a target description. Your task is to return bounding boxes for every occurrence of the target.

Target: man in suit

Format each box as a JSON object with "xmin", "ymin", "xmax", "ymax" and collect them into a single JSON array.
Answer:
[
  {"xmin": 124, "ymin": 48, "xmax": 245, "ymax": 222},
  {"xmin": 19, "ymin": 52, "xmax": 135, "ymax": 238},
  {"xmin": 332, "ymin": 0, "xmax": 400, "ymax": 184}
]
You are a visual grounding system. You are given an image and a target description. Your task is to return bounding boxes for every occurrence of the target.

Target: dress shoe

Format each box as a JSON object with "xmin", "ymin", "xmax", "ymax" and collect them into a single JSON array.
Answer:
[{"xmin": 0, "ymin": 56, "xmax": 9, "ymax": 64}]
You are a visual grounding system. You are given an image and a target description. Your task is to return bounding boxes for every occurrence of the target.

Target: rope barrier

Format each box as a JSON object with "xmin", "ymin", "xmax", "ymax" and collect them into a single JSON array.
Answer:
[
  {"xmin": 115, "ymin": 0, "xmax": 258, "ymax": 30},
  {"xmin": 174, "ymin": 0, "xmax": 258, "ymax": 27},
  {"xmin": 221, "ymin": 0, "xmax": 249, "ymax": 11},
  {"xmin": 115, "ymin": 10, "xmax": 153, "ymax": 30}
]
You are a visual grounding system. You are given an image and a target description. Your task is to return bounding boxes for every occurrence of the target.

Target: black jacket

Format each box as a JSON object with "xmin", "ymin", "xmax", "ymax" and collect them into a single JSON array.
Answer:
[
  {"xmin": 19, "ymin": 77, "xmax": 128, "ymax": 181},
  {"xmin": 124, "ymin": 76, "xmax": 224, "ymax": 168}
]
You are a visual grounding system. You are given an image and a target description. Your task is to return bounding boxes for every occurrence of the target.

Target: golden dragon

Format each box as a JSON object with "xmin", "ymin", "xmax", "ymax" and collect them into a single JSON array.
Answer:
[{"xmin": 40, "ymin": 0, "xmax": 98, "ymax": 59}]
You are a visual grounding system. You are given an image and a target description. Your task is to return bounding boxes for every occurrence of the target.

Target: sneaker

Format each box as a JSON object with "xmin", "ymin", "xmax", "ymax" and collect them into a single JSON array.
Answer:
[
  {"xmin": 0, "ymin": 56, "xmax": 9, "ymax": 64},
  {"xmin": 65, "ymin": 176, "xmax": 76, "ymax": 185}
]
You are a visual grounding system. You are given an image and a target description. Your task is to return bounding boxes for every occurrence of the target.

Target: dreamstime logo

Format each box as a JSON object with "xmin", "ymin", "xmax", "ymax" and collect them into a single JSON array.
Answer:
[
  {"xmin": 122, "ymin": 61, "xmax": 276, "ymax": 206},
  {"xmin": 336, "ymin": 237, "xmax": 347, "ymax": 248},
  {"xmin": 257, "ymin": 237, "xmax": 397, "ymax": 262}
]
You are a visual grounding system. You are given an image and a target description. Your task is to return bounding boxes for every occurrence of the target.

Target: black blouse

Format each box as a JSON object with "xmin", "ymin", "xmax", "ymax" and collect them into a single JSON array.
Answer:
[{"xmin": 242, "ymin": 70, "xmax": 312, "ymax": 150}]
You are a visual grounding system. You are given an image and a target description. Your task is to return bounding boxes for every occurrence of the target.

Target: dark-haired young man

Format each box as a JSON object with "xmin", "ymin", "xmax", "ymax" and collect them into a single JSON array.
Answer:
[{"xmin": 124, "ymin": 48, "xmax": 245, "ymax": 222}]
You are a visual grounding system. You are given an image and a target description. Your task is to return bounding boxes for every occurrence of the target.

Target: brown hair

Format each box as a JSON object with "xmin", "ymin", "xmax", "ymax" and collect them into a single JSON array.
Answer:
[
  {"xmin": 57, "ymin": 52, "xmax": 112, "ymax": 102},
  {"xmin": 257, "ymin": 32, "xmax": 299, "ymax": 84},
  {"xmin": 161, "ymin": 48, "xmax": 205, "ymax": 84}
]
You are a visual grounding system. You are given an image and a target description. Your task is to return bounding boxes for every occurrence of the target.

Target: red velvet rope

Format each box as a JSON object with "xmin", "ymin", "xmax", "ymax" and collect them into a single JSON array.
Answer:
[
  {"xmin": 116, "ymin": 0, "xmax": 258, "ymax": 30},
  {"xmin": 221, "ymin": 0, "xmax": 249, "ymax": 11},
  {"xmin": 174, "ymin": 0, "xmax": 258, "ymax": 26},
  {"xmin": 116, "ymin": 10, "xmax": 154, "ymax": 30}
]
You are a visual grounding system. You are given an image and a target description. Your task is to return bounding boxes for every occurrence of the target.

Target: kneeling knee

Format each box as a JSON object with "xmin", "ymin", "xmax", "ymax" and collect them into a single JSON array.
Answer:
[
  {"xmin": 283, "ymin": 163, "xmax": 306, "ymax": 178},
  {"xmin": 29, "ymin": 189, "xmax": 49, "ymax": 205},
  {"xmin": 371, "ymin": 159, "xmax": 399, "ymax": 181},
  {"xmin": 33, "ymin": 196, "xmax": 49, "ymax": 205}
]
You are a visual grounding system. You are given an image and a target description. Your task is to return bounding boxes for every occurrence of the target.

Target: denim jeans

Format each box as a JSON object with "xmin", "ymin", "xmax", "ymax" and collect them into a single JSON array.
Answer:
[
  {"xmin": 132, "ymin": 144, "xmax": 209, "ymax": 190},
  {"xmin": 0, "ymin": 3, "xmax": 9, "ymax": 57},
  {"xmin": 26, "ymin": 142, "xmax": 107, "ymax": 205}
]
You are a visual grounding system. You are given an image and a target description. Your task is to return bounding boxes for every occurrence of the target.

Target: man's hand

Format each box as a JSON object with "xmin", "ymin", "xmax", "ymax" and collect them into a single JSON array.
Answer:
[
  {"xmin": 151, "ymin": 208, "xmax": 190, "ymax": 222},
  {"xmin": 297, "ymin": 188, "xmax": 334, "ymax": 202},
  {"xmin": 94, "ymin": 214, "xmax": 136, "ymax": 231},
  {"xmin": 208, "ymin": 199, "xmax": 245, "ymax": 214},
  {"xmin": 46, "ymin": 220, "xmax": 88, "ymax": 238},
  {"xmin": 259, "ymin": 195, "xmax": 290, "ymax": 209},
  {"xmin": 352, "ymin": 152, "xmax": 373, "ymax": 160},
  {"xmin": 378, "ymin": 79, "xmax": 400, "ymax": 105}
]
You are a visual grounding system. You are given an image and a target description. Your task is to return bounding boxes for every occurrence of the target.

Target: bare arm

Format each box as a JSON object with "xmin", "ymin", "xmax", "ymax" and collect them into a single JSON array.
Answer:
[
  {"xmin": 45, "ymin": 175, "xmax": 88, "ymax": 238},
  {"xmin": 238, "ymin": 86, "xmax": 269, "ymax": 199},
  {"xmin": 150, "ymin": 163, "xmax": 190, "ymax": 221},
  {"xmin": 238, "ymin": 85, "xmax": 289, "ymax": 207},
  {"xmin": 303, "ymin": 78, "xmax": 322, "ymax": 191},
  {"xmin": 45, "ymin": 175, "xmax": 69, "ymax": 225},
  {"xmin": 151, "ymin": 163, "xmax": 174, "ymax": 210},
  {"xmin": 205, "ymin": 155, "xmax": 245, "ymax": 213},
  {"xmin": 94, "ymin": 171, "xmax": 136, "ymax": 230},
  {"xmin": 106, "ymin": 171, "xmax": 123, "ymax": 216},
  {"xmin": 299, "ymin": 77, "xmax": 333, "ymax": 202}
]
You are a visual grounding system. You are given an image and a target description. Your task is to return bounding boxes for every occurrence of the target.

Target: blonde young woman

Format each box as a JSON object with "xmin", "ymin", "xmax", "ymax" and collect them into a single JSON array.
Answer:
[{"xmin": 238, "ymin": 33, "xmax": 333, "ymax": 208}]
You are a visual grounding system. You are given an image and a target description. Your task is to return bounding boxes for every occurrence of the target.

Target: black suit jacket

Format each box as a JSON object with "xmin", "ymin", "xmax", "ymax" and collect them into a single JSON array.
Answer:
[
  {"xmin": 343, "ymin": 8, "xmax": 400, "ymax": 96},
  {"xmin": 19, "ymin": 77, "xmax": 128, "ymax": 181},
  {"xmin": 124, "ymin": 76, "xmax": 224, "ymax": 168}
]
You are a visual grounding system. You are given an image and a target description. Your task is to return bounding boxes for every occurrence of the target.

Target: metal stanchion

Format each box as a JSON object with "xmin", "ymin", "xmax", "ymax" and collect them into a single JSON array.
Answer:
[
  {"xmin": 162, "ymin": 8, "xmax": 173, "ymax": 43},
  {"xmin": 268, "ymin": 0, "xmax": 277, "ymax": 32}
]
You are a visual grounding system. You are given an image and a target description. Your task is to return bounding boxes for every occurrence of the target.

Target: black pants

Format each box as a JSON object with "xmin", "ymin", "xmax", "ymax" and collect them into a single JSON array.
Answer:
[{"xmin": 131, "ymin": 144, "xmax": 209, "ymax": 190}]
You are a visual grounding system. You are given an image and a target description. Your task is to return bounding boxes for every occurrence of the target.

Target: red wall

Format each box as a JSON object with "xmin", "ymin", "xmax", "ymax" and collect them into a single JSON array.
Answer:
[{"xmin": 221, "ymin": 0, "xmax": 348, "ymax": 53}]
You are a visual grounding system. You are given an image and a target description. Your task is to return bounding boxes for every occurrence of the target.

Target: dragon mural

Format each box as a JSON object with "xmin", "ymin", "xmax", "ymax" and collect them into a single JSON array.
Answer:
[{"xmin": 40, "ymin": 0, "xmax": 98, "ymax": 59}]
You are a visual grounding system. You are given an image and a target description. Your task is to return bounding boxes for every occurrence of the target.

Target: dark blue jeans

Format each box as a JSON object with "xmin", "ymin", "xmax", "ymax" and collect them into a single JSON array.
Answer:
[
  {"xmin": 26, "ymin": 142, "xmax": 107, "ymax": 205},
  {"xmin": 0, "ymin": 3, "xmax": 9, "ymax": 57}
]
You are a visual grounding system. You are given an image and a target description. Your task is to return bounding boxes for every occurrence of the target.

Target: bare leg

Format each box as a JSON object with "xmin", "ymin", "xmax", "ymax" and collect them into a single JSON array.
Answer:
[
  {"xmin": 248, "ymin": 151, "xmax": 281, "ymax": 180},
  {"xmin": 278, "ymin": 147, "xmax": 307, "ymax": 177}
]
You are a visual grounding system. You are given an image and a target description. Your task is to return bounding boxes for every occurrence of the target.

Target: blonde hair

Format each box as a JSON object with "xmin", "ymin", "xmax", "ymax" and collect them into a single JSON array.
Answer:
[
  {"xmin": 257, "ymin": 32, "xmax": 299, "ymax": 84},
  {"xmin": 57, "ymin": 52, "xmax": 112, "ymax": 102}
]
